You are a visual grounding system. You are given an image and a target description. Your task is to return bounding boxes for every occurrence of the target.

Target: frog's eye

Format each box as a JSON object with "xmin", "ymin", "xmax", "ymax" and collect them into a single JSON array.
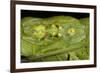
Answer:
[
  {"xmin": 58, "ymin": 26, "xmax": 62, "ymax": 37},
  {"xmin": 67, "ymin": 28, "xmax": 76, "ymax": 36},
  {"xmin": 51, "ymin": 25, "xmax": 58, "ymax": 36},
  {"xmin": 48, "ymin": 24, "xmax": 58, "ymax": 36}
]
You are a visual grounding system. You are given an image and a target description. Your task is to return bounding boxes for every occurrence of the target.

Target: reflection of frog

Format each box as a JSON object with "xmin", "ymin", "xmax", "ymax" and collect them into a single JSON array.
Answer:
[{"xmin": 21, "ymin": 16, "xmax": 89, "ymax": 62}]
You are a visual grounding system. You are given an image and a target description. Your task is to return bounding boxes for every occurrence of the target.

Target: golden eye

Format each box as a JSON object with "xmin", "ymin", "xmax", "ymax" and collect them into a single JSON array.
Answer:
[{"xmin": 67, "ymin": 28, "xmax": 76, "ymax": 36}]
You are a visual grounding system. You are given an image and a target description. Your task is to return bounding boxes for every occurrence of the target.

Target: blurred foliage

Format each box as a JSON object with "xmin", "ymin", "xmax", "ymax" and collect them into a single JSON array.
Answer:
[{"xmin": 21, "ymin": 16, "xmax": 89, "ymax": 62}]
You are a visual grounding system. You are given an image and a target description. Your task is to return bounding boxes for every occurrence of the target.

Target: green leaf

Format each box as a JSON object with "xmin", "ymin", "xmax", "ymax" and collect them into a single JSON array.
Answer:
[
  {"xmin": 76, "ymin": 48, "xmax": 89, "ymax": 60},
  {"xmin": 80, "ymin": 17, "xmax": 90, "ymax": 47},
  {"xmin": 21, "ymin": 39, "xmax": 33, "ymax": 57},
  {"xmin": 69, "ymin": 52, "xmax": 79, "ymax": 60}
]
